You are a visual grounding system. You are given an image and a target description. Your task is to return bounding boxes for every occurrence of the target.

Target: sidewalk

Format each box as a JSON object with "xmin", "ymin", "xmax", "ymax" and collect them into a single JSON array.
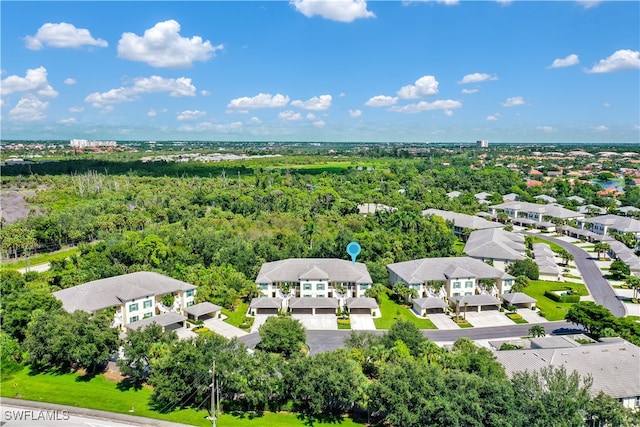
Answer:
[{"xmin": 0, "ymin": 397, "xmax": 194, "ymax": 427}]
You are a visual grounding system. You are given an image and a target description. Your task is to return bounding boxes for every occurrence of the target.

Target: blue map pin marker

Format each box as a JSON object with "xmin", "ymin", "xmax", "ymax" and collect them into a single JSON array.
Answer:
[{"xmin": 346, "ymin": 242, "xmax": 361, "ymax": 265}]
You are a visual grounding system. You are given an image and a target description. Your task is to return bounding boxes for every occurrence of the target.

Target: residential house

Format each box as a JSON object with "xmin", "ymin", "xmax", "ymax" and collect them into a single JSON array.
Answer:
[
  {"xmin": 577, "ymin": 214, "xmax": 640, "ymax": 240},
  {"xmin": 576, "ymin": 204, "xmax": 607, "ymax": 215},
  {"xmin": 475, "ymin": 192, "xmax": 493, "ymax": 204},
  {"xmin": 532, "ymin": 243, "xmax": 562, "ymax": 281},
  {"xmin": 488, "ymin": 201, "xmax": 584, "ymax": 231},
  {"xmin": 534, "ymin": 194, "xmax": 557, "ymax": 204},
  {"xmin": 618, "ymin": 206, "xmax": 640, "ymax": 217},
  {"xmin": 387, "ymin": 257, "xmax": 515, "ymax": 311},
  {"xmin": 463, "ymin": 228, "xmax": 526, "ymax": 271},
  {"xmin": 253, "ymin": 258, "xmax": 375, "ymax": 315},
  {"xmin": 357, "ymin": 203, "xmax": 396, "ymax": 216},
  {"xmin": 526, "ymin": 179, "xmax": 543, "ymax": 188},
  {"xmin": 53, "ymin": 271, "xmax": 198, "ymax": 331},
  {"xmin": 495, "ymin": 338, "xmax": 640, "ymax": 410},
  {"xmin": 565, "ymin": 195, "xmax": 586, "ymax": 204},
  {"xmin": 446, "ymin": 190, "xmax": 462, "ymax": 199},
  {"xmin": 502, "ymin": 193, "xmax": 519, "ymax": 202},
  {"xmin": 422, "ymin": 208, "xmax": 503, "ymax": 237}
]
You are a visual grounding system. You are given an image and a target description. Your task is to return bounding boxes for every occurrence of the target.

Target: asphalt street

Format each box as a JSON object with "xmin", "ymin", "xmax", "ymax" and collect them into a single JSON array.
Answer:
[
  {"xmin": 529, "ymin": 234, "xmax": 626, "ymax": 317},
  {"xmin": 238, "ymin": 321, "xmax": 581, "ymax": 355}
]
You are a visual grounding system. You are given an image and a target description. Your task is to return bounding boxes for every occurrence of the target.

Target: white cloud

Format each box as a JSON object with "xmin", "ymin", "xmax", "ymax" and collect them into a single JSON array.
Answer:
[
  {"xmin": 461, "ymin": 88, "xmax": 478, "ymax": 94},
  {"xmin": 64, "ymin": 78, "xmax": 77, "ymax": 85},
  {"xmin": 177, "ymin": 110, "xmax": 207, "ymax": 121},
  {"xmin": 486, "ymin": 113, "xmax": 500, "ymax": 121},
  {"xmin": 85, "ymin": 76, "xmax": 196, "ymax": 108},
  {"xmin": 178, "ymin": 121, "xmax": 244, "ymax": 133},
  {"xmin": 0, "ymin": 99, "xmax": 5, "ymax": 108},
  {"xmin": 0, "ymin": 66, "xmax": 58, "ymax": 97},
  {"xmin": 313, "ymin": 120, "xmax": 326, "ymax": 127},
  {"xmin": 595, "ymin": 125, "xmax": 609, "ymax": 132},
  {"xmin": 147, "ymin": 109, "xmax": 157, "ymax": 117},
  {"xmin": 69, "ymin": 106, "xmax": 84, "ymax": 113},
  {"xmin": 248, "ymin": 116, "xmax": 261, "ymax": 124},
  {"xmin": 406, "ymin": 0, "xmax": 459, "ymax": 5},
  {"xmin": 291, "ymin": 94, "xmax": 332, "ymax": 110},
  {"xmin": 458, "ymin": 73, "xmax": 498, "ymax": 84},
  {"xmin": 634, "ymin": 124, "xmax": 640, "ymax": 131},
  {"xmin": 443, "ymin": 110, "xmax": 454, "ymax": 117},
  {"xmin": 200, "ymin": 90, "xmax": 211, "ymax": 96},
  {"xmin": 25, "ymin": 22, "xmax": 108, "ymax": 50},
  {"xmin": 290, "ymin": 0, "xmax": 375, "ymax": 23},
  {"xmin": 339, "ymin": 92, "xmax": 346, "ymax": 97},
  {"xmin": 279, "ymin": 110, "xmax": 303, "ymax": 121},
  {"xmin": 397, "ymin": 75, "xmax": 439, "ymax": 99},
  {"xmin": 496, "ymin": 0, "xmax": 512, "ymax": 5},
  {"xmin": 8, "ymin": 95, "xmax": 48, "ymax": 121},
  {"xmin": 587, "ymin": 49, "xmax": 640, "ymax": 73},
  {"xmin": 365, "ymin": 95, "xmax": 398, "ymax": 107},
  {"xmin": 306, "ymin": 113, "xmax": 316, "ymax": 120},
  {"xmin": 227, "ymin": 93, "xmax": 290, "ymax": 111},
  {"xmin": 390, "ymin": 99, "xmax": 462, "ymax": 113},
  {"xmin": 349, "ymin": 109, "xmax": 362, "ymax": 117},
  {"xmin": 117, "ymin": 20, "xmax": 223, "ymax": 68},
  {"xmin": 502, "ymin": 96, "xmax": 526, "ymax": 107},
  {"xmin": 603, "ymin": 102, "xmax": 611, "ymax": 108},
  {"xmin": 577, "ymin": 1, "xmax": 601, "ymax": 9},
  {"xmin": 57, "ymin": 117, "xmax": 77, "ymax": 124},
  {"xmin": 548, "ymin": 54, "xmax": 579, "ymax": 69},
  {"xmin": 537, "ymin": 126, "xmax": 556, "ymax": 133}
]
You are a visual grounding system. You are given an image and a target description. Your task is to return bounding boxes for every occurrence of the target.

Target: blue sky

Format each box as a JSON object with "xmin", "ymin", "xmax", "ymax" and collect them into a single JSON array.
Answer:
[{"xmin": 1, "ymin": 0, "xmax": 639, "ymax": 143}]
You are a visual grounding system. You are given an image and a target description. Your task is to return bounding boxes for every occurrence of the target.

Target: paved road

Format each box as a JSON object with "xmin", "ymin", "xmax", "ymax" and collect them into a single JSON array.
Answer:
[
  {"xmin": 0, "ymin": 399, "xmax": 192, "ymax": 427},
  {"xmin": 238, "ymin": 321, "xmax": 581, "ymax": 354},
  {"xmin": 529, "ymin": 234, "xmax": 626, "ymax": 317}
]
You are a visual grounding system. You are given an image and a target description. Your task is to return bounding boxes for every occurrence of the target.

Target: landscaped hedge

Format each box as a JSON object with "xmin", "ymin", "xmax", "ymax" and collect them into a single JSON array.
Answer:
[
  {"xmin": 544, "ymin": 290, "xmax": 580, "ymax": 303},
  {"xmin": 239, "ymin": 316, "xmax": 255, "ymax": 329}
]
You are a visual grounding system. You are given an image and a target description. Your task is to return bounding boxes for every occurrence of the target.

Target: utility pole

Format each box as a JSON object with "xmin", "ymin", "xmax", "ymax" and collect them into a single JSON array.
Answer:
[{"xmin": 209, "ymin": 360, "xmax": 217, "ymax": 427}]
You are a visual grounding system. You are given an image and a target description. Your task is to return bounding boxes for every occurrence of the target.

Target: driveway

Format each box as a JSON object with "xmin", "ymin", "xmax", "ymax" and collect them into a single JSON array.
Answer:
[
  {"xmin": 292, "ymin": 314, "xmax": 337, "ymax": 330},
  {"xmin": 429, "ymin": 313, "xmax": 460, "ymax": 330},
  {"xmin": 175, "ymin": 327, "xmax": 197, "ymax": 340},
  {"xmin": 350, "ymin": 314, "xmax": 376, "ymax": 330},
  {"xmin": 202, "ymin": 318, "xmax": 248, "ymax": 338},
  {"xmin": 528, "ymin": 234, "xmax": 626, "ymax": 317},
  {"xmin": 464, "ymin": 311, "xmax": 515, "ymax": 327},
  {"xmin": 250, "ymin": 314, "xmax": 272, "ymax": 333},
  {"xmin": 517, "ymin": 308, "xmax": 548, "ymax": 323}
]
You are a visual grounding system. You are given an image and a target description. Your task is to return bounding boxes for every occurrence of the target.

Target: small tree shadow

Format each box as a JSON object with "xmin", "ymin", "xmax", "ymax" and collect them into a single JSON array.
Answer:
[
  {"xmin": 296, "ymin": 412, "xmax": 345, "ymax": 426},
  {"xmin": 116, "ymin": 377, "xmax": 144, "ymax": 391}
]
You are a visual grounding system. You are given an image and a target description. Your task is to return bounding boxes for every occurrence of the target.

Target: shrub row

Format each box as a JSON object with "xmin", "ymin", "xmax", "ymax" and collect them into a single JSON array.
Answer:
[{"xmin": 544, "ymin": 290, "xmax": 580, "ymax": 303}]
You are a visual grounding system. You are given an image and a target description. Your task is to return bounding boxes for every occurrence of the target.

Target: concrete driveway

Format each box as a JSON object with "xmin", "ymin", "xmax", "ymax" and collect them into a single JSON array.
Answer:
[
  {"xmin": 292, "ymin": 314, "xmax": 337, "ymax": 330},
  {"xmin": 250, "ymin": 314, "xmax": 272, "ymax": 333},
  {"xmin": 428, "ymin": 313, "xmax": 460, "ymax": 330},
  {"xmin": 465, "ymin": 311, "xmax": 515, "ymax": 327},
  {"xmin": 350, "ymin": 314, "xmax": 376, "ymax": 330},
  {"xmin": 517, "ymin": 308, "xmax": 548, "ymax": 323},
  {"xmin": 175, "ymin": 327, "xmax": 197, "ymax": 340},
  {"xmin": 203, "ymin": 318, "xmax": 248, "ymax": 338}
]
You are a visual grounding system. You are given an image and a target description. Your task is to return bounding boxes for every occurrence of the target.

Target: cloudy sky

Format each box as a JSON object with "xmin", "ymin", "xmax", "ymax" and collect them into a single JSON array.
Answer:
[{"xmin": 1, "ymin": 0, "xmax": 639, "ymax": 143}]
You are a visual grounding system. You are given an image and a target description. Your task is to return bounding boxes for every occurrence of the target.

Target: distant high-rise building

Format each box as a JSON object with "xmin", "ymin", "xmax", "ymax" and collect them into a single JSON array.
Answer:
[{"xmin": 476, "ymin": 140, "xmax": 489, "ymax": 148}]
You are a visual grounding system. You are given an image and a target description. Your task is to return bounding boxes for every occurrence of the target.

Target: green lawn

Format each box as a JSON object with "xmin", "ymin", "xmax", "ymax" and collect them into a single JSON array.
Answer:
[
  {"xmin": 529, "ymin": 236, "xmax": 564, "ymax": 253},
  {"xmin": 2, "ymin": 246, "xmax": 80, "ymax": 270},
  {"xmin": 1, "ymin": 368, "xmax": 363, "ymax": 427},
  {"xmin": 222, "ymin": 302, "xmax": 250, "ymax": 328},
  {"xmin": 373, "ymin": 293, "xmax": 436, "ymax": 330},
  {"xmin": 522, "ymin": 280, "xmax": 588, "ymax": 321}
]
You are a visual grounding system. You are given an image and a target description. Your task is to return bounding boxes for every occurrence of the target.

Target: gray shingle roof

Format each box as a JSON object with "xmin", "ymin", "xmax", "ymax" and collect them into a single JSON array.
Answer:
[
  {"xmin": 423, "ymin": 208, "xmax": 503, "ymax": 231},
  {"xmin": 345, "ymin": 297, "xmax": 379, "ymax": 309},
  {"xmin": 255, "ymin": 258, "xmax": 372, "ymax": 285},
  {"xmin": 183, "ymin": 302, "xmax": 222, "ymax": 318},
  {"xmin": 357, "ymin": 203, "xmax": 396, "ymax": 215},
  {"xmin": 448, "ymin": 294, "xmax": 502, "ymax": 307},
  {"xmin": 289, "ymin": 297, "xmax": 339, "ymax": 309},
  {"xmin": 489, "ymin": 201, "xmax": 582, "ymax": 219},
  {"xmin": 580, "ymin": 214, "xmax": 640, "ymax": 233},
  {"xmin": 388, "ymin": 257, "xmax": 514, "ymax": 284},
  {"xmin": 53, "ymin": 272, "xmax": 196, "ymax": 313},
  {"xmin": 495, "ymin": 340, "xmax": 640, "ymax": 399},
  {"xmin": 412, "ymin": 297, "xmax": 448, "ymax": 309},
  {"xmin": 125, "ymin": 312, "xmax": 186, "ymax": 331},
  {"xmin": 464, "ymin": 228, "xmax": 526, "ymax": 261},
  {"xmin": 250, "ymin": 297, "xmax": 283, "ymax": 309},
  {"xmin": 501, "ymin": 292, "xmax": 537, "ymax": 305}
]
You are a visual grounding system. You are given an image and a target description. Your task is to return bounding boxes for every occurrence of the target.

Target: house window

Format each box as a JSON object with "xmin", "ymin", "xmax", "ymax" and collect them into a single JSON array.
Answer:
[
  {"xmin": 412, "ymin": 284, "xmax": 421, "ymax": 290},
  {"xmin": 505, "ymin": 280, "xmax": 513, "ymax": 287},
  {"xmin": 465, "ymin": 292, "xmax": 473, "ymax": 296},
  {"xmin": 143, "ymin": 312, "xmax": 153, "ymax": 319},
  {"xmin": 453, "ymin": 282, "xmax": 461, "ymax": 289},
  {"xmin": 453, "ymin": 293, "xmax": 461, "ymax": 297},
  {"xmin": 303, "ymin": 294, "xmax": 312, "ymax": 298},
  {"xmin": 316, "ymin": 283, "xmax": 325, "ymax": 291},
  {"xmin": 143, "ymin": 300, "xmax": 153, "ymax": 309},
  {"xmin": 316, "ymin": 294, "xmax": 325, "ymax": 298},
  {"xmin": 359, "ymin": 284, "xmax": 369, "ymax": 291},
  {"xmin": 186, "ymin": 290, "xmax": 195, "ymax": 297},
  {"xmin": 303, "ymin": 283, "xmax": 312, "ymax": 290},
  {"xmin": 260, "ymin": 283, "xmax": 268, "ymax": 290},
  {"xmin": 465, "ymin": 281, "xmax": 473, "ymax": 288},
  {"xmin": 129, "ymin": 316, "xmax": 139, "ymax": 323},
  {"xmin": 129, "ymin": 303, "xmax": 139, "ymax": 312},
  {"xmin": 187, "ymin": 301, "xmax": 194, "ymax": 307}
]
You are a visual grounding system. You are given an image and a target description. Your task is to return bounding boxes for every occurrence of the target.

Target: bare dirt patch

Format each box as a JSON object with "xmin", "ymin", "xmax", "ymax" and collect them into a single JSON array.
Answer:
[{"xmin": 1, "ymin": 187, "xmax": 39, "ymax": 224}]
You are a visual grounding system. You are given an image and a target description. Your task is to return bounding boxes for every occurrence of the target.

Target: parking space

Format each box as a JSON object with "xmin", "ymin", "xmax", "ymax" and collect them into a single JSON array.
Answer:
[
  {"xmin": 428, "ymin": 313, "xmax": 460, "ymax": 330},
  {"xmin": 350, "ymin": 314, "xmax": 376, "ymax": 330},
  {"xmin": 203, "ymin": 317, "xmax": 248, "ymax": 338},
  {"xmin": 517, "ymin": 308, "xmax": 548, "ymax": 323},
  {"xmin": 292, "ymin": 314, "xmax": 337, "ymax": 330},
  {"xmin": 175, "ymin": 327, "xmax": 198, "ymax": 340},
  {"xmin": 464, "ymin": 311, "xmax": 515, "ymax": 327},
  {"xmin": 250, "ymin": 314, "xmax": 272, "ymax": 333}
]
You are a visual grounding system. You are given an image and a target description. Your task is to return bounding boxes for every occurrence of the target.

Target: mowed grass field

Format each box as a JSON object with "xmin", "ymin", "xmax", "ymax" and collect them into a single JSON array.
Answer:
[
  {"xmin": 373, "ymin": 292, "xmax": 436, "ymax": 330},
  {"xmin": 522, "ymin": 280, "xmax": 588, "ymax": 321},
  {"xmin": 1, "ymin": 368, "xmax": 364, "ymax": 427}
]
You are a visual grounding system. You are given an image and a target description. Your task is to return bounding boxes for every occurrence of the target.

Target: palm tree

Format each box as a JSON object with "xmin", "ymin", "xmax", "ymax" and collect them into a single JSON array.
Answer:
[
  {"xmin": 594, "ymin": 242, "xmax": 611, "ymax": 260},
  {"xmin": 624, "ymin": 275, "xmax": 640, "ymax": 299},
  {"xmin": 557, "ymin": 248, "xmax": 574, "ymax": 266},
  {"xmin": 301, "ymin": 221, "xmax": 316, "ymax": 250},
  {"xmin": 529, "ymin": 325, "xmax": 545, "ymax": 338}
]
